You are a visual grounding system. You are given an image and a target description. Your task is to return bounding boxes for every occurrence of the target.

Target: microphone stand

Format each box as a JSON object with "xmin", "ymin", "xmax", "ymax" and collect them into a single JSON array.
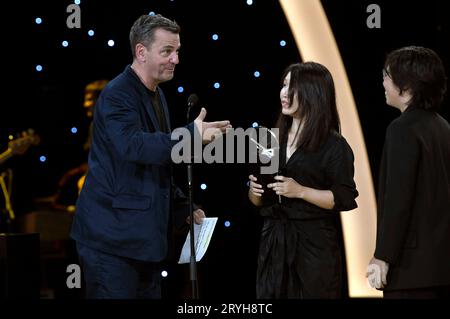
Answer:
[{"xmin": 186, "ymin": 104, "xmax": 199, "ymax": 299}]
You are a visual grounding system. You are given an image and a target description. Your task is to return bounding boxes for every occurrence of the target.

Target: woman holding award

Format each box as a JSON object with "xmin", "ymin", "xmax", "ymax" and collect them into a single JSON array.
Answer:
[{"xmin": 248, "ymin": 62, "xmax": 359, "ymax": 298}]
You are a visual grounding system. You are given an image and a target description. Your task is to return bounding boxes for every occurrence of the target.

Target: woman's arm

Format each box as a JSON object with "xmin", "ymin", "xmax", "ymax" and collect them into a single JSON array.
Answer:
[
  {"xmin": 248, "ymin": 175, "xmax": 263, "ymax": 207},
  {"xmin": 268, "ymin": 176, "xmax": 335, "ymax": 210}
]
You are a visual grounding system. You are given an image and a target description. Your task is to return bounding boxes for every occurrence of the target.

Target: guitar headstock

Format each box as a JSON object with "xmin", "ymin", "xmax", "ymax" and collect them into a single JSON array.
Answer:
[{"xmin": 8, "ymin": 129, "xmax": 41, "ymax": 155}]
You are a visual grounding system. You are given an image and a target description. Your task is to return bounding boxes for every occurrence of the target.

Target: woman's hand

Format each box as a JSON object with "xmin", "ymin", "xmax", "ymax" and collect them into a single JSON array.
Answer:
[
  {"xmin": 267, "ymin": 175, "xmax": 304, "ymax": 199},
  {"xmin": 248, "ymin": 174, "xmax": 264, "ymax": 197},
  {"xmin": 268, "ymin": 175, "xmax": 335, "ymax": 209}
]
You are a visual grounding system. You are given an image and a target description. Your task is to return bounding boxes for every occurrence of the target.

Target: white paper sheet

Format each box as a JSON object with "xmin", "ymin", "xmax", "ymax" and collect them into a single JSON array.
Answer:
[{"xmin": 178, "ymin": 217, "xmax": 218, "ymax": 264}]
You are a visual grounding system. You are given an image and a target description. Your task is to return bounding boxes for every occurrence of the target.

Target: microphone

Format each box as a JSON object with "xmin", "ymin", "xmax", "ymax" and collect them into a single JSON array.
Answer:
[
  {"xmin": 187, "ymin": 93, "xmax": 199, "ymax": 122},
  {"xmin": 186, "ymin": 93, "xmax": 201, "ymax": 298},
  {"xmin": 187, "ymin": 94, "xmax": 199, "ymax": 108}
]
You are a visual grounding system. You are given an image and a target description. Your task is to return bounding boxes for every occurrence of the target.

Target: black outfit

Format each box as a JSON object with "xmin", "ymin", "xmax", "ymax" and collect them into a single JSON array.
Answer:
[
  {"xmin": 256, "ymin": 131, "xmax": 358, "ymax": 298},
  {"xmin": 375, "ymin": 107, "xmax": 450, "ymax": 293}
]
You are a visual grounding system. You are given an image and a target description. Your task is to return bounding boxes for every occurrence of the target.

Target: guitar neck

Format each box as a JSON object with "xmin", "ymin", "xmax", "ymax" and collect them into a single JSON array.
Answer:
[{"xmin": 0, "ymin": 148, "xmax": 13, "ymax": 165}]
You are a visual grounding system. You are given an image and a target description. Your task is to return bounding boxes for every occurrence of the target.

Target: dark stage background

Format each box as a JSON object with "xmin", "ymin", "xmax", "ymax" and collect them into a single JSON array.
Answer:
[{"xmin": 1, "ymin": 0, "xmax": 449, "ymax": 299}]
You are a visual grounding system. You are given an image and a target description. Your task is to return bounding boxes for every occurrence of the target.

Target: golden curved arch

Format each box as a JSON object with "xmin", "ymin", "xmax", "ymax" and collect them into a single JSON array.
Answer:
[{"xmin": 279, "ymin": 0, "xmax": 381, "ymax": 297}]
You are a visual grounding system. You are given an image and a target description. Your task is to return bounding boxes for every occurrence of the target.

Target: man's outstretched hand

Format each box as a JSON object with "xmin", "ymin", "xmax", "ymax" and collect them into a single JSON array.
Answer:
[{"xmin": 194, "ymin": 108, "xmax": 232, "ymax": 144}]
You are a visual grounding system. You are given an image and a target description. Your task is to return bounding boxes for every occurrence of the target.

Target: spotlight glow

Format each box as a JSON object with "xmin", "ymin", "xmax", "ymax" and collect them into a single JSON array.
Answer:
[
  {"xmin": 71, "ymin": 127, "xmax": 78, "ymax": 134},
  {"xmin": 36, "ymin": 65, "xmax": 43, "ymax": 72},
  {"xmin": 254, "ymin": 71, "xmax": 260, "ymax": 78},
  {"xmin": 149, "ymin": 11, "xmax": 155, "ymax": 16},
  {"xmin": 161, "ymin": 270, "xmax": 168, "ymax": 278},
  {"xmin": 107, "ymin": 40, "xmax": 115, "ymax": 47},
  {"xmin": 213, "ymin": 82, "xmax": 220, "ymax": 89},
  {"xmin": 212, "ymin": 34, "xmax": 219, "ymax": 41},
  {"xmin": 62, "ymin": 40, "xmax": 69, "ymax": 47},
  {"xmin": 74, "ymin": 0, "xmax": 81, "ymax": 4},
  {"xmin": 177, "ymin": 86, "xmax": 184, "ymax": 93},
  {"xmin": 200, "ymin": 183, "xmax": 207, "ymax": 190},
  {"xmin": 247, "ymin": 0, "xmax": 253, "ymax": 5},
  {"xmin": 224, "ymin": 221, "xmax": 231, "ymax": 227},
  {"xmin": 88, "ymin": 30, "xmax": 95, "ymax": 37},
  {"xmin": 252, "ymin": 122, "xmax": 259, "ymax": 128},
  {"xmin": 280, "ymin": 40, "xmax": 287, "ymax": 47},
  {"xmin": 35, "ymin": 17, "xmax": 42, "ymax": 25},
  {"xmin": 39, "ymin": 156, "xmax": 47, "ymax": 163}
]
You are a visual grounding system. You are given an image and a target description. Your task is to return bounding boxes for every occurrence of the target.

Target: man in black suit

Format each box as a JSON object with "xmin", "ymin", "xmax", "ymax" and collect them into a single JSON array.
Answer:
[
  {"xmin": 367, "ymin": 46, "xmax": 450, "ymax": 298},
  {"xmin": 70, "ymin": 14, "xmax": 230, "ymax": 298}
]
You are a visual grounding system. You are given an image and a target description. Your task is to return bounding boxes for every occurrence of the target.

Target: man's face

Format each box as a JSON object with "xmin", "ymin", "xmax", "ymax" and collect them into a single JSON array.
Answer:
[{"xmin": 144, "ymin": 28, "xmax": 180, "ymax": 85}]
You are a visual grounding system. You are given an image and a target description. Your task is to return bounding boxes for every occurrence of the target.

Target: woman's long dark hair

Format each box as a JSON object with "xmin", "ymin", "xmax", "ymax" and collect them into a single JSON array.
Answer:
[{"xmin": 275, "ymin": 62, "xmax": 341, "ymax": 152}]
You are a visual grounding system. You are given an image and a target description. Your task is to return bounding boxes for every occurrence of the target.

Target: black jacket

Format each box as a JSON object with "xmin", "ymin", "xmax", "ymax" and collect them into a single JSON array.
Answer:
[
  {"xmin": 375, "ymin": 107, "xmax": 450, "ymax": 290},
  {"xmin": 71, "ymin": 65, "xmax": 194, "ymax": 262}
]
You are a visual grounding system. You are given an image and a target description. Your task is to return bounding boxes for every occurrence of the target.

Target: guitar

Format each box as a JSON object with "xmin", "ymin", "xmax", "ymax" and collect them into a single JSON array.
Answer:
[{"xmin": 0, "ymin": 129, "xmax": 40, "ymax": 164}]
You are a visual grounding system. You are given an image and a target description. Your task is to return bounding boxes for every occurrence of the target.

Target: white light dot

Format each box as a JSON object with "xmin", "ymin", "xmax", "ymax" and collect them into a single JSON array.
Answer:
[
  {"xmin": 280, "ymin": 40, "xmax": 287, "ymax": 47},
  {"xmin": 213, "ymin": 82, "xmax": 220, "ymax": 89},
  {"xmin": 149, "ymin": 11, "xmax": 156, "ymax": 16},
  {"xmin": 88, "ymin": 30, "xmax": 95, "ymax": 37},
  {"xmin": 252, "ymin": 122, "xmax": 259, "ymax": 128},
  {"xmin": 74, "ymin": 0, "xmax": 81, "ymax": 4},
  {"xmin": 39, "ymin": 156, "xmax": 47, "ymax": 163},
  {"xmin": 71, "ymin": 127, "xmax": 78, "ymax": 134},
  {"xmin": 224, "ymin": 221, "xmax": 231, "ymax": 227},
  {"xmin": 246, "ymin": 181, "xmax": 250, "ymax": 187},
  {"xmin": 62, "ymin": 40, "xmax": 69, "ymax": 47},
  {"xmin": 247, "ymin": 0, "xmax": 253, "ymax": 5},
  {"xmin": 161, "ymin": 270, "xmax": 168, "ymax": 278},
  {"xmin": 212, "ymin": 34, "xmax": 219, "ymax": 41},
  {"xmin": 254, "ymin": 71, "xmax": 260, "ymax": 78},
  {"xmin": 35, "ymin": 17, "xmax": 42, "ymax": 25},
  {"xmin": 107, "ymin": 40, "xmax": 115, "ymax": 47},
  {"xmin": 200, "ymin": 183, "xmax": 207, "ymax": 190},
  {"xmin": 36, "ymin": 65, "xmax": 43, "ymax": 72},
  {"xmin": 177, "ymin": 86, "xmax": 184, "ymax": 93}
]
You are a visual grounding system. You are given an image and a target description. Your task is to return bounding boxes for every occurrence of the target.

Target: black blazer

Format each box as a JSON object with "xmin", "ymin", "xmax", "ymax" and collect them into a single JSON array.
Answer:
[
  {"xmin": 71, "ymin": 65, "xmax": 194, "ymax": 262},
  {"xmin": 375, "ymin": 107, "xmax": 450, "ymax": 290}
]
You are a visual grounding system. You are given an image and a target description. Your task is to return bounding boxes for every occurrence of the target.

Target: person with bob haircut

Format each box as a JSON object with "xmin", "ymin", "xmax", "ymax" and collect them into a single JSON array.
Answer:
[{"xmin": 367, "ymin": 46, "xmax": 450, "ymax": 298}]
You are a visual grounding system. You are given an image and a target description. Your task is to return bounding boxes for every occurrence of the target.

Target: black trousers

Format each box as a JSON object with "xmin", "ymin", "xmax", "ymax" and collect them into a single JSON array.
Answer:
[
  {"xmin": 76, "ymin": 242, "xmax": 161, "ymax": 299},
  {"xmin": 384, "ymin": 285, "xmax": 450, "ymax": 299}
]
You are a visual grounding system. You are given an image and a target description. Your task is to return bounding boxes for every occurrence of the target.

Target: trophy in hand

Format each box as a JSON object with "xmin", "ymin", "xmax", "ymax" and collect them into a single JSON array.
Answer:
[{"xmin": 249, "ymin": 126, "xmax": 281, "ymax": 204}]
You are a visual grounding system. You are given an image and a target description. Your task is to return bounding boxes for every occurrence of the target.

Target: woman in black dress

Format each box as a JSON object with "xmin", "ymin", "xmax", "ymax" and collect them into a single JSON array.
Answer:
[{"xmin": 248, "ymin": 62, "xmax": 359, "ymax": 298}]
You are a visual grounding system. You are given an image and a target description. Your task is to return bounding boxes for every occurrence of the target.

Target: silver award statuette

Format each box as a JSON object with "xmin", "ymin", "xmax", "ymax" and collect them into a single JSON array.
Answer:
[{"xmin": 249, "ymin": 126, "xmax": 281, "ymax": 203}]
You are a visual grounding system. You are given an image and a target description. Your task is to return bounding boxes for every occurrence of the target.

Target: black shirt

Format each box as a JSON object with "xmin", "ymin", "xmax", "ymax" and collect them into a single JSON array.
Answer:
[
  {"xmin": 146, "ymin": 88, "xmax": 168, "ymax": 133},
  {"xmin": 260, "ymin": 131, "xmax": 359, "ymax": 219}
]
